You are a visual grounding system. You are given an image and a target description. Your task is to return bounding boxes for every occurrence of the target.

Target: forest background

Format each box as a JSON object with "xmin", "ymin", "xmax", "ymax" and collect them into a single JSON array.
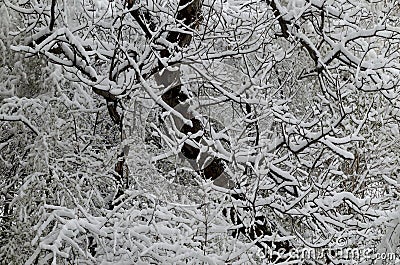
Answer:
[{"xmin": 0, "ymin": 0, "xmax": 399, "ymax": 264}]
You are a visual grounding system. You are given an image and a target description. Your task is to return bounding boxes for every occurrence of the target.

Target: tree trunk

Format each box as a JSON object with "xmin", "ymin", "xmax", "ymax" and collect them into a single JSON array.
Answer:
[{"xmin": 128, "ymin": 0, "xmax": 293, "ymax": 259}]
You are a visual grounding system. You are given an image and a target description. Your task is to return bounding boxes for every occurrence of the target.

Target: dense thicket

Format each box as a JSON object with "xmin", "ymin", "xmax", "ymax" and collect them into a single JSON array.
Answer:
[{"xmin": 1, "ymin": 0, "xmax": 399, "ymax": 264}]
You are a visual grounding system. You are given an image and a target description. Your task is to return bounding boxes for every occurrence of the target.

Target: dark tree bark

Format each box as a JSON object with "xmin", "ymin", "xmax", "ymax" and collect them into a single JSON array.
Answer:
[{"xmin": 127, "ymin": 0, "xmax": 293, "ymax": 260}]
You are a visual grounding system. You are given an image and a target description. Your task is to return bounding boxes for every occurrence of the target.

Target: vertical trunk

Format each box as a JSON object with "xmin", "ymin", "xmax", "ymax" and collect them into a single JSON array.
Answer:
[
  {"xmin": 155, "ymin": 0, "xmax": 230, "ymax": 185},
  {"xmin": 128, "ymin": 0, "xmax": 293, "ymax": 259}
]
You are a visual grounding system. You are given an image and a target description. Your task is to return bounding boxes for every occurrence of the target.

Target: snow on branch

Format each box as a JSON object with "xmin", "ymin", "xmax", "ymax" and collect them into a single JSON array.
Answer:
[{"xmin": 0, "ymin": 114, "xmax": 39, "ymax": 135}]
